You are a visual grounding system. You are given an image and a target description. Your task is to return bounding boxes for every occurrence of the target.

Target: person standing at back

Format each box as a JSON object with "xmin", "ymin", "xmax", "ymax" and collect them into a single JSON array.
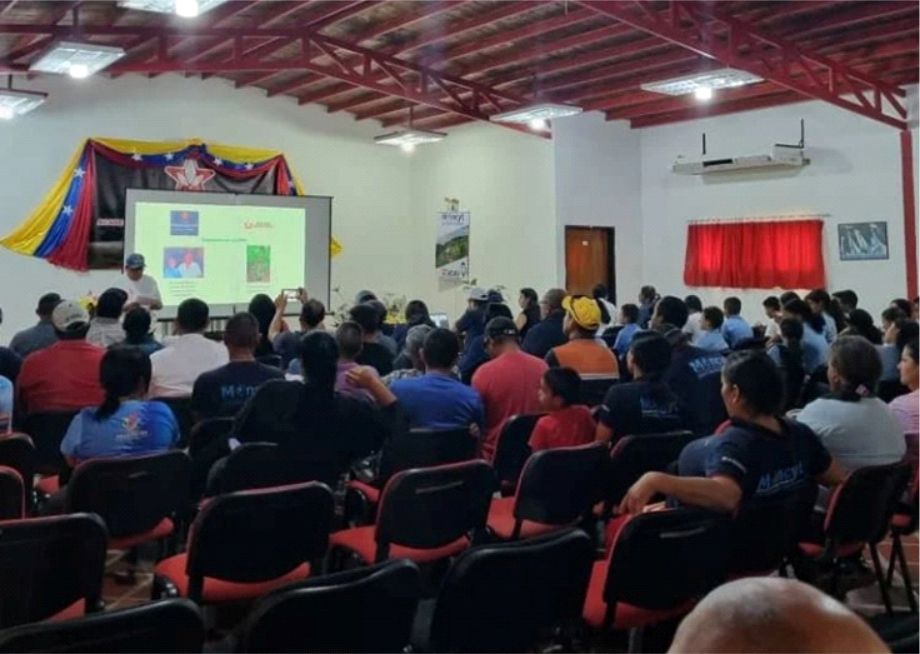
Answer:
[
  {"xmin": 9, "ymin": 293, "xmax": 60, "ymax": 358},
  {"xmin": 148, "ymin": 298, "xmax": 228, "ymax": 398},
  {"xmin": 473, "ymin": 318, "xmax": 547, "ymax": 460},
  {"xmin": 546, "ymin": 296, "xmax": 619, "ymax": 378},
  {"xmin": 112, "ymin": 253, "xmax": 162, "ymax": 312},
  {"xmin": 522, "ymin": 288, "xmax": 567, "ymax": 359},
  {"xmin": 16, "ymin": 301, "xmax": 105, "ymax": 417},
  {"xmin": 192, "ymin": 312, "xmax": 285, "ymax": 419},
  {"xmin": 514, "ymin": 288, "xmax": 542, "ymax": 339},
  {"xmin": 721, "ymin": 297, "xmax": 754, "ymax": 349}
]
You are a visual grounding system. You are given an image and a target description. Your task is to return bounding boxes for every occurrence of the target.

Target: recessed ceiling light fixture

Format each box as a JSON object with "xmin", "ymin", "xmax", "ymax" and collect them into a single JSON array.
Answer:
[
  {"xmin": 490, "ymin": 102, "xmax": 583, "ymax": 128},
  {"xmin": 375, "ymin": 128, "xmax": 447, "ymax": 152},
  {"xmin": 119, "ymin": 0, "xmax": 228, "ymax": 17},
  {"xmin": 0, "ymin": 83, "xmax": 47, "ymax": 120},
  {"xmin": 642, "ymin": 68, "xmax": 763, "ymax": 97},
  {"xmin": 30, "ymin": 41, "xmax": 126, "ymax": 79}
]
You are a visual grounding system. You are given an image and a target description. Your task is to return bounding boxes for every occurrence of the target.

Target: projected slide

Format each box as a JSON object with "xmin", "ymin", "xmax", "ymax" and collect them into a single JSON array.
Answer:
[{"xmin": 132, "ymin": 200, "xmax": 306, "ymax": 308}]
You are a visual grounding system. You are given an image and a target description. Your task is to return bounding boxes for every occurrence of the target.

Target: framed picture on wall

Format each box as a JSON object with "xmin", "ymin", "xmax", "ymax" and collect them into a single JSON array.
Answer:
[{"xmin": 838, "ymin": 221, "xmax": 889, "ymax": 261}]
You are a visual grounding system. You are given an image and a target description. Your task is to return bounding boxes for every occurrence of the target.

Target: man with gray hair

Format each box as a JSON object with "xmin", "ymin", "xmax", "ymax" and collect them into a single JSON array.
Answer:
[{"xmin": 384, "ymin": 324, "xmax": 433, "ymax": 386}]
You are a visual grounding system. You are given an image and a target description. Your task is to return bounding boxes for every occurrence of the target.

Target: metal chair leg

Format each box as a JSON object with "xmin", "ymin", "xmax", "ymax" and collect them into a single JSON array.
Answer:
[
  {"xmin": 893, "ymin": 534, "xmax": 918, "ymax": 613},
  {"xmin": 870, "ymin": 544, "xmax": 894, "ymax": 615},
  {"xmin": 627, "ymin": 627, "xmax": 644, "ymax": 653}
]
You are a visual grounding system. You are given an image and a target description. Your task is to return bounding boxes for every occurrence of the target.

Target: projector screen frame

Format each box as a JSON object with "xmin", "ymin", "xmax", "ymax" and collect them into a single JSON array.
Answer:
[{"xmin": 125, "ymin": 189, "xmax": 332, "ymax": 319}]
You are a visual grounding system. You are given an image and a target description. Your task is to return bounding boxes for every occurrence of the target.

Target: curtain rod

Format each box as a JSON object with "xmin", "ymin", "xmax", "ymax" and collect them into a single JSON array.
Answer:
[{"xmin": 689, "ymin": 213, "xmax": 830, "ymax": 224}]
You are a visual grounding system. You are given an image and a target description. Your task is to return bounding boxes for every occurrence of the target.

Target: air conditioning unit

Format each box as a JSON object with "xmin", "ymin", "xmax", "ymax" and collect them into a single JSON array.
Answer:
[{"xmin": 673, "ymin": 121, "xmax": 810, "ymax": 175}]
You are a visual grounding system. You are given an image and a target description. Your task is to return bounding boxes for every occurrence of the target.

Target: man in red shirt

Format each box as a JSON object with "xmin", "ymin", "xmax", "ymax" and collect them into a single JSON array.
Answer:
[
  {"xmin": 16, "ymin": 300, "xmax": 105, "ymax": 416},
  {"xmin": 472, "ymin": 317, "xmax": 547, "ymax": 460}
]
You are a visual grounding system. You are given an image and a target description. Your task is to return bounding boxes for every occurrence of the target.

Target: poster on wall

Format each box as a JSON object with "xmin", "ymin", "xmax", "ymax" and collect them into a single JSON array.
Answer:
[
  {"xmin": 838, "ymin": 221, "xmax": 889, "ymax": 261},
  {"xmin": 436, "ymin": 211, "xmax": 470, "ymax": 281}
]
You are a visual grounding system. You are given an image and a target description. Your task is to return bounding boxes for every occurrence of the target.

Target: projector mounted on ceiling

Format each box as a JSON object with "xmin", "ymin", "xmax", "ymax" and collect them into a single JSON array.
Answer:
[{"xmin": 30, "ymin": 41, "xmax": 126, "ymax": 78}]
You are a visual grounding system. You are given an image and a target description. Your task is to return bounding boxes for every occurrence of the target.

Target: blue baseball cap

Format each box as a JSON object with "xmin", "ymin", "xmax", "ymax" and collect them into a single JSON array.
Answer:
[{"xmin": 125, "ymin": 253, "xmax": 146, "ymax": 269}]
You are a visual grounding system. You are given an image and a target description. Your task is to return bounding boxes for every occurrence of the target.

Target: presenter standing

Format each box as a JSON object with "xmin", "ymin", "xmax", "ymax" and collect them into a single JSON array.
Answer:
[{"xmin": 113, "ymin": 253, "xmax": 163, "ymax": 311}]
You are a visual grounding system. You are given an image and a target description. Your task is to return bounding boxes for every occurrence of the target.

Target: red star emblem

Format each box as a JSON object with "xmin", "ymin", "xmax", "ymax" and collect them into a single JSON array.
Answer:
[{"xmin": 164, "ymin": 158, "xmax": 216, "ymax": 191}]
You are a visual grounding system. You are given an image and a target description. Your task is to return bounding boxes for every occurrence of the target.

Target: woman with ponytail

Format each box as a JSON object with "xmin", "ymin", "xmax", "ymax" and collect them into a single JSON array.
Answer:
[{"xmin": 60, "ymin": 347, "xmax": 178, "ymax": 465}]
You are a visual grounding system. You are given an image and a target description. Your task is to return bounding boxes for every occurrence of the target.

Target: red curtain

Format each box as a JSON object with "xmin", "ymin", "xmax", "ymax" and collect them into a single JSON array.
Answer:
[{"xmin": 683, "ymin": 219, "xmax": 826, "ymax": 289}]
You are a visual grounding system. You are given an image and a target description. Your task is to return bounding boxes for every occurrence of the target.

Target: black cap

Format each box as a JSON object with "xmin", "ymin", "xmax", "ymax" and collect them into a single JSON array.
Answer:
[{"xmin": 484, "ymin": 317, "xmax": 518, "ymax": 339}]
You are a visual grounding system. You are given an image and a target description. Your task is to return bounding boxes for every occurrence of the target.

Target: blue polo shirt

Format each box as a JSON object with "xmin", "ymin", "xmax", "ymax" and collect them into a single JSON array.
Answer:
[
  {"xmin": 613, "ymin": 323, "xmax": 640, "ymax": 356},
  {"xmin": 390, "ymin": 372, "xmax": 485, "ymax": 431},
  {"xmin": 697, "ymin": 330, "xmax": 729, "ymax": 353},
  {"xmin": 801, "ymin": 323, "xmax": 829, "ymax": 373},
  {"xmin": 721, "ymin": 315, "xmax": 754, "ymax": 349},
  {"xmin": 61, "ymin": 400, "xmax": 178, "ymax": 461}
]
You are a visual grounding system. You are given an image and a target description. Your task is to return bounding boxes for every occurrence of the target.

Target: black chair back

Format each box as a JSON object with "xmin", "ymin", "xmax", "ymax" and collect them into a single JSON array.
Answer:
[
  {"xmin": 66, "ymin": 451, "xmax": 190, "ymax": 540},
  {"xmin": 206, "ymin": 442, "xmax": 312, "ymax": 496},
  {"xmin": 376, "ymin": 428, "xmax": 477, "ymax": 481},
  {"xmin": 237, "ymin": 560, "xmax": 421, "ymax": 653},
  {"xmin": 21, "ymin": 412, "xmax": 77, "ymax": 475},
  {"xmin": 150, "ymin": 398, "xmax": 194, "ymax": 448},
  {"xmin": 0, "ymin": 513, "xmax": 106, "ymax": 628},
  {"xmin": 604, "ymin": 431, "xmax": 696, "ymax": 509},
  {"xmin": 514, "ymin": 443, "xmax": 607, "ymax": 527},
  {"xmin": 0, "ymin": 467, "xmax": 23, "ymax": 520},
  {"xmin": 824, "ymin": 461, "xmax": 913, "ymax": 547},
  {"xmin": 579, "ymin": 376, "xmax": 618, "ymax": 407},
  {"xmin": 604, "ymin": 509, "xmax": 730, "ymax": 612},
  {"xmin": 255, "ymin": 354, "xmax": 283, "ymax": 369},
  {"xmin": 375, "ymin": 461, "xmax": 495, "ymax": 561},
  {"xmin": 0, "ymin": 599, "xmax": 203, "ymax": 653},
  {"xmin": 729, "ymin": 482, "xmax": 818, "ymax": 576},
  {"xmin": 0, "ymin": 435, "xmax": 35, "ymax": 509},
  {"xmin": 188, "ymin": 417, "xmax": 235, "ymax": 459},
  {"xmin": 185, "ymin": 482, "xmax": 334, "ymax": 602},
  {"xmin": 493, "ymin": 414, "xmax": 542, "ymax": 491},
  {"xmin": 427, "ymin": 530, "xmax": 593, "ymax": 653}
]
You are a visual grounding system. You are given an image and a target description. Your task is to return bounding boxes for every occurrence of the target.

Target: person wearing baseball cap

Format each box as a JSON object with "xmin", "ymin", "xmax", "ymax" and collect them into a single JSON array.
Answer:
[
  {"xmin": 546, "ymin": 295, "xmax": 619, "ymax": 378},
  {"xmin": 15, "ymin": 300, "xmax": 105, "ymax": 416},
  {"xmin": 454, "ymin": 286, "xmax": 490, "ymax": 357},
  {"xmin": 111, "ymin": 252, "xmax": 163, "ymax": 311}
]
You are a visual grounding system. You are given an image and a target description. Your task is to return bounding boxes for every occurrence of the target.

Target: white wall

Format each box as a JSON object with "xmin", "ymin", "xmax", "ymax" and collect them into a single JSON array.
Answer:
[
  {"xmin": 408, "ymin": 122, "xmax": 557, "ymax": 320},
  {"xmin": 0, "ymin": 75, "xmax": 413, "ymax": 336},
  {"xmin": 553, "ymin": 112, "xmax": 642, "ymax": 305}
]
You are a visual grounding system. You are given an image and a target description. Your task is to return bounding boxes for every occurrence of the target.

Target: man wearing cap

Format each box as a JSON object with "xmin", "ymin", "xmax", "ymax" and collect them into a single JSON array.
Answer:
[
  {"xmin": 546, "ymin": 296, "xmax": 619, "ymax": 378},
  {"xmin": 112, "ymin": 253, "xmax": 163, "ymax": 311},
  {"xmin": 472, "ymin": 317, "xmax": 547, "ymax": 460},
  {"xmin": 455, "ymin": 287, "xmax": 489, "ymax": 341},
  {"xmin": 16, "ymin": 301, "xmax": 105, "ymax": 416}
]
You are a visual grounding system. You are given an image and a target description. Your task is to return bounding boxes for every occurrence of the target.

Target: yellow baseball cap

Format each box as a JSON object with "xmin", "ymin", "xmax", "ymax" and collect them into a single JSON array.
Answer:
[{"xmin": 562, "ymin": 295, "xmax": 601, "ymax": 330}]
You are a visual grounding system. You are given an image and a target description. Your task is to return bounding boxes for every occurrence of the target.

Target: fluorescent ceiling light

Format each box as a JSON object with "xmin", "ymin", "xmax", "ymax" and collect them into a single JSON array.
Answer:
[
  {"xmin": 694, "ymin": 86, "xmax": 713, "ymax": 102},
  {"xmin": 375, "ymin": 129, "xmax": 446, "ymax": 148},
  {"xmin": 118, "ymin": 0, "xmax": 228, "ymax": 17},
  {"xmin": 490, "ymin": 102, "xmax": 583, "ymax": 124},
  {"xmin": 30, "ymin": 41, "xmax": 125, "ymax": 78},
  {"xmin": 642, "ymin": 68, "xmax": 762, "ymax": 96},
  {"xmin": 0, "ymin": 88, "xmax": 47, "ymax": 119}
]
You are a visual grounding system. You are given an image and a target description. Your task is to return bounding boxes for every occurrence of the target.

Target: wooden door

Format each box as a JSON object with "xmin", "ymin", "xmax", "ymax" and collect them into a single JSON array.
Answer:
[{"xmin": 565, "ymin": 226, "xmax": 615, "ymax": 299}]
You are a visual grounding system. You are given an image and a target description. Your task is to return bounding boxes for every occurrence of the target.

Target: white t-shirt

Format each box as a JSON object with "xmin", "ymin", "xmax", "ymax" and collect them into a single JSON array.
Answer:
[
  {"xmin": 149, "ymin": 333, "xmax": 228, "ymax": 398},
  {"xmin": 111, "ymin": 273, "xmax": 162, "ymax": 306},
  {"xmin": 683, "ymin": 312, "xmax": 704, "ymax": 344}
]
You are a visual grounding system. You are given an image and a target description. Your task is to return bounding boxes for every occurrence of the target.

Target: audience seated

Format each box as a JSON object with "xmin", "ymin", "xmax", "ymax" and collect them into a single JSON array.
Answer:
[
  {"xmin": 455, "ymin": 286, "xmax": 489, "ymax": 348},
  {"xmin": 682, "ymin": 294, "xmax": 704, "ymax": 344},
  {"xmin": 392, "ymin": 300, "xmax": 435, "ymax": 351},
  {"xmin": 16, "ymin": 300, "xmax": 105, "ymax": 416},
  {"xmin": 805, "ymin": 289, "xmax": 842, "ymax": 342},
  {"xmin": 367, "ymin": 300, "xmax": 399, "ymax": 356},
  {"xmin": 0, "ymin": 316, "xmax": 20, "ymax": 387},
  {"xmin": 529, "ymin": 367, "xmax": 595, "ymax": 451},
  {"xmin": 596, "ymin": 333, "xmax": 685, "ymax": 444},
  {"xmin": 459, "ymin": 302, "xmax": 513, "ymax": 384},
  {"xmin": 60, "ymin": 347, "xmax": 178, "ymax": 465},
  {"xmin": 761, "ymin": 295, "xmax": 783, "ymax": 342},
  {"xmin": 521, "ymin": 288, "xmax": 567, "ymax": 359},
  {"xmin": 473, "ymin": 318, "xmax": 547, "ymax": 460},
  {"xmin": 890, "ymin": 336, "xmax": 919, "ymax": 436},
  {"xmin": 697, "ymin": 306, "xmax": 730, "ymax": 353},
  {"xmin": 271, "ymin": 290, "xmax": 325, "ymax": 369},
  {"xmin": 546, "ymin": 295, "xmax": 618, "ymax": 378},
  {"xmin": 891, "ymin": 297, "xmax": 913, "ymax": 319},
  {"xmin": 833, "ymin": 289, "xmax": 859, "ymax": 317},
  {"xmin": 621, "ymin": 352, "xmax": 844, "ymax": 516},
  {"xmin": 247, "ymin": 293, "xmax": 278, "ymax": 358},
  {"xmin": 387, "ymin": 324, "xmax": 433, "ymax": 382},
  {"xmin": 390, "ymin": 329, "xmax": 483, "ymax": 431},
  {"xmin": 191, "ymin": 312, "xmax": 284, "ymax": 419},
  {"xmin": 120, "ymin": 307, "xmax": 162, "ymax": 356},
  {"xmin": 796, "ymin": 336, "xmax": 906, "ymax": 471},
  {"xmin": 593, "ymin": 284, "xmax": 617, "ymax": 332},
  {"xmin": 637, "ymin": 285, "xmax": 659, "ymax": 328},
  {"xmin": 514, "ymin": 287, "xmax": 541, "ymax": 338},
  {"xmin": 349, "ymin": 303, "xmax": 394, "ymax": 376},
  {"xmin": 333, "ymin": 321, "xmax": 381, "ymax": 403},
  {"xmin": 149, "ymin": 298, "xmax": 228, "ymax": 398},
  {"xmin": 782, "ymin": 299, "xmax": 830, "ymax": 373},
  {"xmin": 612, "ymin": 303, "xmax": 640, "ymax": 356},
  {"xmin": 767, "ymin": 318, "xmax": 806, "ymax": 410},
  {"xmin": 8, "ymin": 292, "xmax": 60, "ymax": 357},
  {"xmin": 86, "ymin": 288, "xmax": 127, "ymax": 348},
  {"xmin": 669, "ymin": 577, "xmax": 888, "ymax": 653},
  {"xmin": 721, "ymin": 297, "xmax": 754, "ymax": 349},
  {"xmin": 231, "ymin": 331, "xmax": 398, "ymax": 486},
  {"xmin": 841, "ymin": 308, "xmax": 883, "ymax": 344},
  {"xmin": 664, "ymin": 326, "xmax": 727, "ymax": 437}
]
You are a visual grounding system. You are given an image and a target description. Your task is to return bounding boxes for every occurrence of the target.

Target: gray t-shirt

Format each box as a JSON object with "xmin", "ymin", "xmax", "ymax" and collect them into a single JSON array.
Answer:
[
  {"xmin": 9, "ymin": 321, "xmax": 57, "ymax": 358},
  {"xmin": 796, "ymin": 396, "xmax": 906, "ymax": 471}
]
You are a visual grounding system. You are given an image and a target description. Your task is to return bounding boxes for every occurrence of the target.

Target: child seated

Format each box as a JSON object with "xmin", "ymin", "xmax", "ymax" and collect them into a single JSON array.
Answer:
[
  {"xmin": 697, "ymin": 306, "xmax": 730, "ymax": 353},
  {"xmin": 529, "ymin": 367, "xmax": 596, "ymax": 451}
]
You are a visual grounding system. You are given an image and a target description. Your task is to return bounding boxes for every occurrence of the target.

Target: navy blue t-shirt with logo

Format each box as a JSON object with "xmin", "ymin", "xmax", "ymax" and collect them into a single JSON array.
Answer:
[
  {"xmin": 666, "ymin": 344, "xmax": 727, "ymax": 436},
  {"xmin": 192, "ymin": 361, "xmax": 285, "ymax": 419},
  {"xmin": 677, "ymin": 418, "xmax": 831, "ymax": 500},
  {"xmin": 598, "ymin": 380, "xmax": 687, "ymax": 440}
]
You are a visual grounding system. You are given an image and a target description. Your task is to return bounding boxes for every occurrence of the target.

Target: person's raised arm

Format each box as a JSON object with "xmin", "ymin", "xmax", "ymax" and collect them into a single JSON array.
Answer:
[
  {"xmin": 619, "ymin": 472, "xmax": 743, "ymax": 515},
  {"xmin": 268, "ymin": 293, "xmax": 288, "ymax": 342},
  {"xmin": 346, "ymin": 365, "xmax": 397, "ymax": 407}
]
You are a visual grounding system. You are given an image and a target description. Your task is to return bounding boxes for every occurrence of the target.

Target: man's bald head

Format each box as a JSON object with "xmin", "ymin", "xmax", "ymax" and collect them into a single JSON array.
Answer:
[{"xmin": 668, "ymin": 578, "xmax": 887, "ymax": 654}]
